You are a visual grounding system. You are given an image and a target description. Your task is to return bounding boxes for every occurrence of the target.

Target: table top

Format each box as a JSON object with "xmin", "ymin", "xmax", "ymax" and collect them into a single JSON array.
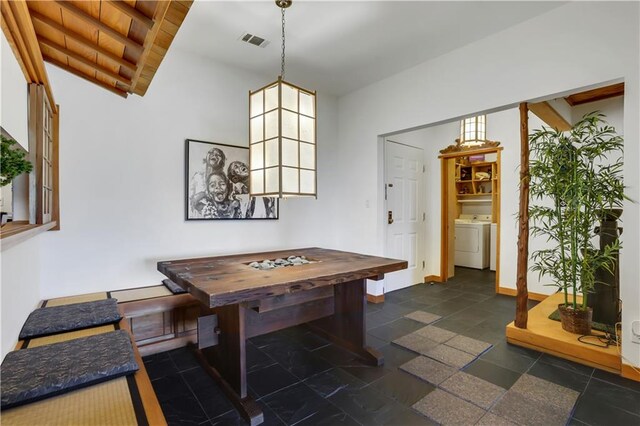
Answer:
[{"xmin": 158, "ymin": 247, "xmax": 407, "ymax": 307}]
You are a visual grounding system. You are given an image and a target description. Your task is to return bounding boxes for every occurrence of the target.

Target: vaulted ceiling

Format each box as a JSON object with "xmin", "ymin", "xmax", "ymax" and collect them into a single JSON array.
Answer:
[
  {"xmin": 1, "ymin": 0, "xmax": 192, "ymax": 99},
  {"xmin": 173, "ymin": 1, "xmax": 567, "ymax": 96}
]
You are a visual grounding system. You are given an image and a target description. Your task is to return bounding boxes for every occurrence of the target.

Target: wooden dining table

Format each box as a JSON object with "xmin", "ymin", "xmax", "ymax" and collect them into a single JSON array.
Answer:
[{"xmin": 158, "ymin": 247, "xmax": 407, "ymax": 425}]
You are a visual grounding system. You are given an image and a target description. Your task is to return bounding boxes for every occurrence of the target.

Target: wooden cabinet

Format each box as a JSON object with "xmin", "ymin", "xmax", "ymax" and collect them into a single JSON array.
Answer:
[{"xmin": 454, "ymin": 158, "xmax": 500, "ymax": 221}]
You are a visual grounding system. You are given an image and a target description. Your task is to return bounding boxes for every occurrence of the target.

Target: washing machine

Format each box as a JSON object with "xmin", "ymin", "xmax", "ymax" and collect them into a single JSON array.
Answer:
[{"xmin": 454, "ymin": 215, "xmax": 491, "ymax": 269}]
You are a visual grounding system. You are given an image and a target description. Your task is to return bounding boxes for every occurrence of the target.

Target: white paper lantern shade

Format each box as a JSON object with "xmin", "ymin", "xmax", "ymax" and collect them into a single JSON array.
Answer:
[{"xmin": 249, "ymin": 77, "xmax": 317, "ymax": 198}]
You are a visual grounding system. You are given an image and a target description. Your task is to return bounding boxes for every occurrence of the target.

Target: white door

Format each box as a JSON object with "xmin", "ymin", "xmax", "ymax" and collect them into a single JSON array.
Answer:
[{"xmin": 384, "ymin": 140, "xmax": 425, "ymax": 292}]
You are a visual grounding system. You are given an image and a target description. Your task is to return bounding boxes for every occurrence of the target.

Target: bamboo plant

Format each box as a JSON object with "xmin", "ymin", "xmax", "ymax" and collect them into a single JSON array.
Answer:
[
  {"xmin": 1, "ymin": 135, "xmax": 32, "ymax": 187},
  {"xmin": 528, "ymin": 112, "xmax": 625, "ymax": 311}
]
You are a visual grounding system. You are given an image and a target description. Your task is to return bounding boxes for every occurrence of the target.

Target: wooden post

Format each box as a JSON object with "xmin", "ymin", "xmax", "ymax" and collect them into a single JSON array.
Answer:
[{"xmin": 515, "ymin": 103, "xmax": 530, "ymax": 328}]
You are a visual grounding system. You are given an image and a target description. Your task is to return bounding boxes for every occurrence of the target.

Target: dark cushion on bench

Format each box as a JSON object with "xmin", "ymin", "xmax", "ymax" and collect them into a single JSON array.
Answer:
[
  {"xmin": 19, "ymin": 298, "xmax": 122, "ymax": 340},
  {"xmin": 163, "ymin": 279, "xmax": 187, "ymax": 294},
  {"xmin": 1, "ymin": 330, "xmax": 139, "ymax": 409}
]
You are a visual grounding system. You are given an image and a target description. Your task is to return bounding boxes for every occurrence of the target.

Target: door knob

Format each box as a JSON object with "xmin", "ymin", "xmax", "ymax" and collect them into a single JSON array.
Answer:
[{"xmin": 388, "ymin": 211, "xmax": 394, "ymax": 224}]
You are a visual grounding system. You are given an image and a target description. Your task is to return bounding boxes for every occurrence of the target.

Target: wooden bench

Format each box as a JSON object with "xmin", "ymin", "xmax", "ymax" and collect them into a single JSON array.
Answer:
[
  {"xmin": 110, "ymin": 285, "xmax": 200, "ymax": 356},
  {"xmin": 2, "ymin": 291, "xmax": 171, "ymax": 425}
]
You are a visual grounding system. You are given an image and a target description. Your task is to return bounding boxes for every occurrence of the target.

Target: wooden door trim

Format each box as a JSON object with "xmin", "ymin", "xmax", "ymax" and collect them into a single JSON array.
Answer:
[{"xmin": 440, "ymin": 148, "xmax": 502, "ymax": 289}]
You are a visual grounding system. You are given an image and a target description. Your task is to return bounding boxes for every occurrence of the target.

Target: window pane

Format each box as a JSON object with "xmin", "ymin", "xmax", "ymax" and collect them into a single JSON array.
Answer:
[
  {"xmin": 300, "ymin": 142, "xmax": 315, "ymax": 169},
  {"xmin": 250, "ymin": 91, "xmax": 264, "ymax": 117},
  {"xmin": 300, "ymin": 169, "xmax": 315, "ymax": 194},
  {"xmin": 282, "ymin": 110, "xmax": 298, "ymax": 140},
  {"xmin": 265, "ymin": 110, "xmax": 279, "ymax": 140},
  {"xmin": 265, "ymin": 138, "xmax": 279, "ymax": 168},
  {"xmin": 300, "ymin": 92, "xmax": 315, "ymax": 117},
  {"xmin": 250, "ymin": 116, "xmax": 264, "ymax": 143},
  {"xmin": 251, "ymin": 142, "xmax": 264, "ymax": 170},
  {"xmin": 251, "ymin": 169, "xmax": 264, "ymax": 194},
  {"xmin": 282, "ymin": 83, "xmax": 298, "ymax": 112},
  {"xmin": 265, "ymin": 84, "xmax": 278, "ymax": 111},
  {"xmin": 265, "ymin": 167, "xmax": 279, "ymax": 194},
  {"xmin": 282, "ymin": 167, "xmax": 299, "ymax": 193},
  {"xmin": 282, "ymin": 138, "xmax": 298, "ymax": 167},
  {"xmin": 300, "ymin": 116, "xmax": 315, "ymax": 143}
]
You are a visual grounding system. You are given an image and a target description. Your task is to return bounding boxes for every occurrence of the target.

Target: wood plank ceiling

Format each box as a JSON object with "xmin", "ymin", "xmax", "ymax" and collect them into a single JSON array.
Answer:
[{"xmin": 9, "ymin": 0, "xmax": 193, "ymax": 98}]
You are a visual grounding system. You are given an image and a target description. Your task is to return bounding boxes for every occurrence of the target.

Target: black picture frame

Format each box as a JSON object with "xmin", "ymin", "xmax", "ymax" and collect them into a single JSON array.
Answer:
[{"xmin": 185, "ymin": 139, "xmax": 279, "ymax": 220}]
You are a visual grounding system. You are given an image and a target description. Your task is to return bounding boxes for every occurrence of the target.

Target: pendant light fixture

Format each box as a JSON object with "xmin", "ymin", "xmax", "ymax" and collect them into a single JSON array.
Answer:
[
  {"xmin": 249, "ymin": 0, "xmax": 317, "ymax": 198},
  {"xmin": 460, "ymin": 115, "xmax": 487, "ymax": 147}
]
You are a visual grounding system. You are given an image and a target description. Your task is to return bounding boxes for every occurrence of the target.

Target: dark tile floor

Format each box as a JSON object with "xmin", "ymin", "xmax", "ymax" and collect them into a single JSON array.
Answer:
[{"xmin": 143, "ymin": 267, "xmax": 640, "ymax": 425}]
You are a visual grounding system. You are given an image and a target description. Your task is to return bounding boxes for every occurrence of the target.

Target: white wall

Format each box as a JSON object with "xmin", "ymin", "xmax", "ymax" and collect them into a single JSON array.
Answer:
[
  {"xmin": 1, "ymin": 236, "xmax": 43, "ymax": 358},
  {"xmin": 36, "ymin": 49, "xmax": 339, "ymax": 299},
  {"xmin": 335, "ymin": 2, "xmax": 640, "ymax": 366},
  {"xmin": 1, "ymin": 32, "xmax": 28, "ymax": 148}
]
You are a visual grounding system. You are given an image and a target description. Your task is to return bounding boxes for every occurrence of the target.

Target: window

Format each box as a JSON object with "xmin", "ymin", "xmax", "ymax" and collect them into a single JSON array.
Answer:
[{"xmin": 28, "ymin": 83, "xmax": 59, "ymax": 228}]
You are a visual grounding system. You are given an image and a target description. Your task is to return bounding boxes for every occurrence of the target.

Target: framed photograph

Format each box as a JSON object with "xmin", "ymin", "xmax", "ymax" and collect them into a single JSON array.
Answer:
[{"xmin": 185, "ymin": 139, "xmax": 279, "ymax": 220}]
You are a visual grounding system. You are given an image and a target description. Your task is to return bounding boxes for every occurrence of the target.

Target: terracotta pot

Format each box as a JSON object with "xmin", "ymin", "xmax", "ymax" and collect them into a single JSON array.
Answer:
[{"xmin": 558, "ymin": 304, "xmax": 592, "ymax": 335}]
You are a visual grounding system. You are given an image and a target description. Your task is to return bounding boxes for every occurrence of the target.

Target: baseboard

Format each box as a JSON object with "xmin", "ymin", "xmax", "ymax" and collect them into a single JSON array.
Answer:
[
  {"xmin": 497, "ymin": 286, "xmax": 549, "ymax": 301},
  {"xmin": 424, "ymin": 275, "xmax": 444, "ymax": 283},
  {"xmin": 622, "ymin": 363, "xmax": 640, "ymax": 383},
  {"xmin": 367, "ymin": 294, "xmax": 385, "ymax": 304}
]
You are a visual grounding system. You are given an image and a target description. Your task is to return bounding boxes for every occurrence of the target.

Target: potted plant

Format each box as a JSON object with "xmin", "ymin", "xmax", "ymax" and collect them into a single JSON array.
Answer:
[
  {"xmin": 1, "ymin": 134, "xmax": 32, "ymax": 187},
  {"xmin": 528, "ymin": 112, "xmax": 625, "ymax": 335}
]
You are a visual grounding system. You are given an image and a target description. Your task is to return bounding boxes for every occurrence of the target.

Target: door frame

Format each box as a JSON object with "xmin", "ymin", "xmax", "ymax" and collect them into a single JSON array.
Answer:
[
  {"xmin": 439, "ymin": 147, "xmax": 502, "ymax": 293},
  {"xmin": 383, "ymin": 138, "xmax": 427, "ymax": 291}
]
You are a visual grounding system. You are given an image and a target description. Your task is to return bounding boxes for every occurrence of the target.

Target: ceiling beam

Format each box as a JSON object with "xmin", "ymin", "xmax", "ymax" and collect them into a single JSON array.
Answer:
[
  {"xmin": 129, "ymin": 0, "xmax": 171, "ymax": 94},
  {"xmin": 528, "ymin": 101, "xmax": 571, "ymax": 132},
  {"xmin": 39, "ymin": 37, "xmax": 132, "ymax": 87},
  {"xmin": 30, "ymin": 11, "xmax": 137, "ymax": 73},
  {"xmin": 53, "ymin": 0, "xmax": 144, "ymax": 54},
  {"xmin": 44, "ymin": 55, "xmax": 128, "ymax": 98},
  {"xmin": 565, "ymin": 83, "xmax": 625, "ymax": 106},
  {"xmin": 105, "ymin": 0, "xmax": 154, "ymax": 29}
]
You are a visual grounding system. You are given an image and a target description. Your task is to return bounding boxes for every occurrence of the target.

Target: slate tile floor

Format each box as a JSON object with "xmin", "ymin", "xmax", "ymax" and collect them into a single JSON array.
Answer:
[{"xmin": 144, "ymin": 267, "xmax": 640, "ymax": 425}]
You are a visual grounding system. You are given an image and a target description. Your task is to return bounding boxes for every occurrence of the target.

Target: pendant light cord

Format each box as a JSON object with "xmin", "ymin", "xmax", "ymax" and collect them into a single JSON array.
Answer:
[{"xmin": 281, "ymin": 6, "xmax": 286, "ymax": 80}]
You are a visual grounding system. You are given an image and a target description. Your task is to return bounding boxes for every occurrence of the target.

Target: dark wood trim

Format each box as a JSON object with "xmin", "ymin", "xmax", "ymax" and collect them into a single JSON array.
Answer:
[
  {"xmin": 424, "ymin": 275, "xmax": 444, "ymax": 283},
  {"xmin": 39, "ymin": 37, "xmax": 132, "ymax": 87},
  {"xmin": 43, "ymin": 56, "xmax": 129, "ymax": 98},
  {"xmin": 119, "ymin": 293, "xmax": 199, "ymax": 317},
  {"xmin": 245, "ymin": 297, "xmax": 334, "ymax": 338},
  {"xmin": 565, "ymin": 83, "xmax": 625, "ymax": 106},
  {"xmin": 137, "ymin": 333, "xmax": 197, "ymax": 357},
  {"xmin": 307, "ymin": 279, "xmax": 383, "ymax": 366},
  {"xmin": 366, "ymin": 294, "xmax": 385, "ymax": 304},
  {"xmin": 192, "ymin": 345, "xmax": 263, "ymax": 426},
  {"xmin": 104, "ymin": 0, "xmax": 154, "ymax": 29},
  {"xmin": 30, "ymin": 11, "xmax": 138, "ymax": 73},
  {"xmin": 515, "ymin": 102, "xmax": 530, "ymax": 329},
  {"xmin": 53, "ymin": 0, "xmax": 144, "ymax": 54}
]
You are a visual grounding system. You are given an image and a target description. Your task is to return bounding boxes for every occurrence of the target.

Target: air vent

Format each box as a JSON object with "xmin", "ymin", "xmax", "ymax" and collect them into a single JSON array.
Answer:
[{"xmin": 239, "ymin": 32, "xmax": 270, "ymax": 48}]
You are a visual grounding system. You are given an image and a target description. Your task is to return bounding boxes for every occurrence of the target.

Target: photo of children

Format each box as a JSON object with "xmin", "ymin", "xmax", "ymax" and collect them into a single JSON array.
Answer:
[{"xmin": 186, "ymin": 139, "xmax": 278, "ymax": 220}]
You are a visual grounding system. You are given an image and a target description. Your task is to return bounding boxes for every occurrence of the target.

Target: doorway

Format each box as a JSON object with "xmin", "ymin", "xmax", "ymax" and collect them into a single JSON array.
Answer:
[
  {"xmin": 384, "ymin": 140, "xmax": 425, "ymax": 292},
  {"xmin": 440, "ymin": 148, "xmax": 502, "ymax": 292}
]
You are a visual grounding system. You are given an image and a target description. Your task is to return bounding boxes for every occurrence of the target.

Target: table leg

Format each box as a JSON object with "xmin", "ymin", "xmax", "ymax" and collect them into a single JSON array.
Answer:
[
  {"xmin": 307, "ymin": 279, "xmax": 384, "ymax": 366},
  {"xmin": 192, "ymin": 304, "xmax": 264, "ymax": 425}
]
